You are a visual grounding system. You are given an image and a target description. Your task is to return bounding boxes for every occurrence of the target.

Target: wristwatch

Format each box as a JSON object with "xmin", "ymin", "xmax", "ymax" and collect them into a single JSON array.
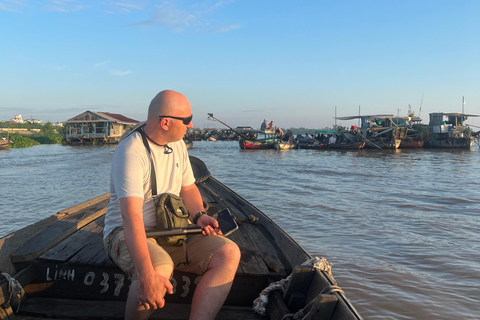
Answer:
[{"xmin": 193, "ymin": 211, "xmax": 207, "ymax": 224}]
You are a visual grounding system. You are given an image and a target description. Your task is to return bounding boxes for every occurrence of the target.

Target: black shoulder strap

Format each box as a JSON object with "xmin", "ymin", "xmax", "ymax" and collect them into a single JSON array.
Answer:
[{"xmin": 136, "ymin": 128, "xmax": 157, "ymax": 198}]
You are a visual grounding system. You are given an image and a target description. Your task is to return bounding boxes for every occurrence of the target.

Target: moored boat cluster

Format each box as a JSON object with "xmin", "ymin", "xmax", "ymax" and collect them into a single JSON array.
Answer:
[{"xmin": 203, "ymin": 112, "xmax": 479, "ymax": 151}]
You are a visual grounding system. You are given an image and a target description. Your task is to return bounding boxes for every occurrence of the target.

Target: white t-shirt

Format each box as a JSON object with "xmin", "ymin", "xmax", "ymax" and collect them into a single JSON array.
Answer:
[{"xmin": 103, "ymin": 131, "xmax": 196, "ymax": 238}]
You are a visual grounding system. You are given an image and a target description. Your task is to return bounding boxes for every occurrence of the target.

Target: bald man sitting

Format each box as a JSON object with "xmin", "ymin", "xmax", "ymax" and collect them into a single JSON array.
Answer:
[{"xmin": 103, "ymin": 90, "xmax": 241, "ymax": 320}]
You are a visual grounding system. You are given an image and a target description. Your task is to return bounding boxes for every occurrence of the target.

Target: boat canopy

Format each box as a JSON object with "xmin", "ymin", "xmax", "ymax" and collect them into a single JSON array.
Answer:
[{"xmin": 335, "ymin": 114, "xmax": 394, "ymax": 120}]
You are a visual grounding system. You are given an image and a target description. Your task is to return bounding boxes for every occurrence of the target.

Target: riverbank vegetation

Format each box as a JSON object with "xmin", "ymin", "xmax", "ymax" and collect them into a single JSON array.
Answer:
[{"xmin": 0, "ymin": 122, "xmax": 64, "ymax": 148}]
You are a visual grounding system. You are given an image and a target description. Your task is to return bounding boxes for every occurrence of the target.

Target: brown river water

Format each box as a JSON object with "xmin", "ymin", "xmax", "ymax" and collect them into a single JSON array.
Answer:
[{"xmin": 1, "ymin": 141, "xmax": 479, "ymax": 319}]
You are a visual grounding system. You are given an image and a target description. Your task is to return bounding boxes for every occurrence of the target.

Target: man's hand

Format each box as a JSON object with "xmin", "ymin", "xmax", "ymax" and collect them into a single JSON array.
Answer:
[
  {"xmin": 197, "ymin": 214, "xmax": 222, "ymax": 235},
  {"xmin": 137, "ymin": 271, "xmax": 173, "ymax": 310}
]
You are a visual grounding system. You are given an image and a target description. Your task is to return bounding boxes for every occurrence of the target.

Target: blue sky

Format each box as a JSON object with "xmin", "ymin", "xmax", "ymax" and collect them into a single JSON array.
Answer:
[{"xmin": 1, "ymin": 0, "xmax": 479, "ymax": 129}]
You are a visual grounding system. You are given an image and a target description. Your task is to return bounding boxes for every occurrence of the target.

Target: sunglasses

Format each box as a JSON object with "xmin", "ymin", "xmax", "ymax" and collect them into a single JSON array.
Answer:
[{"xmin": 159, "ymin": 114, "xmax": 193, "ymax": 125}]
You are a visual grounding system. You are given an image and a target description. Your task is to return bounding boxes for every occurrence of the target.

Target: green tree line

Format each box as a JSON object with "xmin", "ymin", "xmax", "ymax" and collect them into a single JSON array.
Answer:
[{"xmin": 0, "ymin": 121, "xmax": 65, "ymax": 148}]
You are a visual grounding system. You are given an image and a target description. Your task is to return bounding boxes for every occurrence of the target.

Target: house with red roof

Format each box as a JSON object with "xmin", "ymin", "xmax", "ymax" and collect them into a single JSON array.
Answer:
[{"xmin": 63, "ymin": 111, "xmax": 139, "ymax": 145}]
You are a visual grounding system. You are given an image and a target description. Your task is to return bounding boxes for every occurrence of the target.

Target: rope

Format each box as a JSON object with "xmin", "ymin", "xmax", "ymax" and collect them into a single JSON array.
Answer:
[
  {"xmin": 252, "ymin": 274, "xmax": 292, "ymax": 316},
  {"xmin": 252, "ymin": 257, "xmax": 340, "ymax": 317},
  {"xmin": 1, "ymin": 272, "xmax": 24, "ymax": 312},
  {"xmin": 234, "ymin": 215, "xmax": 258, "ymax": 224}
]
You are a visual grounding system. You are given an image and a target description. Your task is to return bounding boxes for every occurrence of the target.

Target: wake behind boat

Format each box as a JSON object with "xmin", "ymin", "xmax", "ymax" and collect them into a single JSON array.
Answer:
[{"xmin": 0, "ymin": 156, "xmax": 362, "ymax": 320}]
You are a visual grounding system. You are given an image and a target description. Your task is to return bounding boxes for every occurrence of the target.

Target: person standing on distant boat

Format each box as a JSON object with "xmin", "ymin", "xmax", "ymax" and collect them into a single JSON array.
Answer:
[
  {"xmin": 266, "ymin": 121, "xmax": 274, "ymax": 131},
  {"xmin": 275, "ymin": 126, "xmax": 283, "ymax": 138},
  {"xmin": 260, "ymin": 119, "xmax": 267, "ymax": 131},
  {"xmin": 103, "ymin": 90, "xmax": 241, "ymax": 320}
]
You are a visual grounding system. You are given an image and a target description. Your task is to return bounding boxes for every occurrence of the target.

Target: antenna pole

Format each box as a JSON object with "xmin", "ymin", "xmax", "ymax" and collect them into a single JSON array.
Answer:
[
  {"xmin": 419, "ymin": 93, "xmax": 424, "ymax": 119},
  {"xmin": 335, "ymin": 106, "xmax": 337, "ymax": 131},
  {"xmin": 358, "ymin": 105, "xmax": 360, "ymax": 127}
]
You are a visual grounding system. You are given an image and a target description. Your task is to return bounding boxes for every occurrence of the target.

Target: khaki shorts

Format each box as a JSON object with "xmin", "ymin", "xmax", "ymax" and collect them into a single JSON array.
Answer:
[{"xmin": 104, "ymin": 228, "xmax": 235, "ymax": 280}]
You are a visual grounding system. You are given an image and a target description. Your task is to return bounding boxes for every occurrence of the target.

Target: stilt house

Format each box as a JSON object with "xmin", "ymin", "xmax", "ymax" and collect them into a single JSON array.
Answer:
[{"xmin": 63, "ymin": 111, "xmax": 139, "ymax": 145}]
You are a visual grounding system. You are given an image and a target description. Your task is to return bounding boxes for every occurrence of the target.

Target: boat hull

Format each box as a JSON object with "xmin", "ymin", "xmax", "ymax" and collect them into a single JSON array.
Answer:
[
  {"xmin": 364, "ymin": 137, "xmax": 401, "ymax": 149},
  {"xmin": 399, "ymin": 139, "xmax": 424, "ymax": 148},
  {"xmin": 424, "ymin": 136, "xmax": 474, "ymax": 149},
  {"xmin": 275, "ymin": 141, "xmax": 298, "ymax": 150},
  {"xmin": 239, "ymin": 139, "xmax": 276, "ymax": 149},
  {"xmin": 0, "ymin": 157, "xmax": 362, "ymax": 320},
  {"xmin": 327, "ymin": 141, "xmax": 365, "ymax": 150},
  {"xmin": 0, "ymin": 138, "xmax": 12, "ymax": 150}
]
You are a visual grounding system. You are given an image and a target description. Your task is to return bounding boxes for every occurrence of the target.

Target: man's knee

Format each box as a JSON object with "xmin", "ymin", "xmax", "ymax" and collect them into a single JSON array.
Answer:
[{"xmin": 212, "ymin": 243, "xmax": 241, "ymax": 269}]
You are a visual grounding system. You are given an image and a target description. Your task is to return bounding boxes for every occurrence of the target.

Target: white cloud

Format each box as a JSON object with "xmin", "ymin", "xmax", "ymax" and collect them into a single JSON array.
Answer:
[
  {"xmin": 216, "ymin": 24, "xmax": 239, "ymax": 33},
  {"xmin": 0, "ymin": 0, "xmax": 26, "ymax": 13},
  {"xmin": 128, "ymin": 0, "xmax": 238, "ymax": 33},
  {"xmin": 109, "ymin": 69, "xmax": 132, "ymax": 76},
  {"xmin": 94, "ymin": 60, "xmax": 111, "ymax": 68},
  {"xmin": 113, "ymin": 2, "xmax": 144, "ymax": 12},
  {"xmin": 46, "ymin": 0, "xmax": 85, "ymax": 12}
]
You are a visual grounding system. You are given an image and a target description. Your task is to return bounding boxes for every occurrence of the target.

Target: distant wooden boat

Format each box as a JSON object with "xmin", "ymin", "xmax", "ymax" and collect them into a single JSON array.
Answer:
[
  {"xmin": 327, "ymin": 141, "xmax": 365, "ymax": 150},
  {"xmin": 363, "ymin": 136, "xmax": 401, "ymax": 149},
  {"xmin": 184, "ymin": 138, "xmax": 193, "ymax": 149},
  {"xmin": 0, "ymin": 137, "xmax": 12, "ymax": 150},
  {"xmin": 399, "ymin": 138, "xmax": 424, "ymax": 148},
  {"xmin": 423, "ymin": 112, "xmax": 478, "ymax": 149},
  {"xmin": 275, "ymin": 139, "xmax": 298, "ymax": 150},
  {"xmin": 239, "ymin": 131, "xmax": 277, "ymax": 150},
  {"xmin": 0, "ymin": 156, "xmax": 362, "ymax": 320},
  {"xmin": 298, "ymin": 141, "xmax": 364, "ymax": 151},
  {"xmin": 206, "ymin": 135, "xmax": 217, "ymax": 141},
  {"xmin": 297, "ymin": 140, "xmax": 326, "ymax": 149}
]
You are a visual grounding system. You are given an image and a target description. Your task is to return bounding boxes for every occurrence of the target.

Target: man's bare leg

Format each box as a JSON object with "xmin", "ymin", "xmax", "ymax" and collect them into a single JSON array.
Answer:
[
  {"xmin": 125, "ymin": 264, "xmax": 173, "ymax": 320},
  {"xmin": 189, "ymin": 243, "xmax": 241, "ymax": 320}
]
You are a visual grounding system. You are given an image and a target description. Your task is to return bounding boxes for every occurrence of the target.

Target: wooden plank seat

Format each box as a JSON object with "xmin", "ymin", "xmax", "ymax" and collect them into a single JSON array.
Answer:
[{"xmin": 11, "ymin": 194, "xmax": 110, "ymax": 264}]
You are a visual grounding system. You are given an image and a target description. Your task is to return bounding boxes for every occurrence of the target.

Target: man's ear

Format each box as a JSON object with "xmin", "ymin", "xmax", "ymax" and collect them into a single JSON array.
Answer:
[{"xmin": 159, "ymin": 118, "xmax": 169, "ymax": 129}]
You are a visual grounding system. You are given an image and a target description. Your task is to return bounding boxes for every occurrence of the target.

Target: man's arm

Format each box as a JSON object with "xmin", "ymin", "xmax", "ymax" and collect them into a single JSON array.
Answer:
[
  {"xmin": 120, "ymin": 197, "xmax": 173, "ymax": 309},
  {"xmin": 180, "ymin": 183, "xmax": 220, "ymax": 235}
]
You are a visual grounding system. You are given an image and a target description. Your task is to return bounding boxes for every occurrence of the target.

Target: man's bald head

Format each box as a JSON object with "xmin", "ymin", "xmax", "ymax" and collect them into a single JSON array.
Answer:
[{"xmin": 147, "ymin": 90, "xmax": 191, "ymax": 121}]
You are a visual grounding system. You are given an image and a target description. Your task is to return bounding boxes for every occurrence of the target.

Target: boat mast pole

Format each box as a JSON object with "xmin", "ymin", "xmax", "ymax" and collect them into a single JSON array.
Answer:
[
  {"xmin": 419, "ymin": 93, "xmax": 424, "ymax": 119},
  {"xmin": 335, "ymin": 106, "xmax": 337, "ymax": 131},
  {"xmin": 358, "ymin": 105, "xmax": 360, "ymax": 127},
  {"xmin": 207, "ymin": 113, "xmax": 250, "ymax": 140}
]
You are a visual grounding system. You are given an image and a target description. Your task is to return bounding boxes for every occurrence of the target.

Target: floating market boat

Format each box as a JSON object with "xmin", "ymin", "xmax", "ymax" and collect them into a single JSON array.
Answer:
[
  {"xmin": 206, "ymin": 113, "xmax": 279, "ymax": 150},
  {"xmin": 335, "ymin": 115, "xmax": 411, "ymax": 150},
  {"xmin": 423, "ymin": 112, "xmax": 478, "ymax": 149},
  {"xmin": 326, "ymin": 141, "xmax": 365, "ymax": 150},
  {"xmin": 275, "ymin": 139, "xmax": 298, "ymax": 150},
  {"xmin": 183, "ymin": 137, "xmax": 193, "ymax": 149},
  {"xmin": 0, "ymin": 137, "xmax": 12, "ymax": 150},
  {"xmin": 0, "ymin": 156, "xmax": 362, "ymax": 320}
]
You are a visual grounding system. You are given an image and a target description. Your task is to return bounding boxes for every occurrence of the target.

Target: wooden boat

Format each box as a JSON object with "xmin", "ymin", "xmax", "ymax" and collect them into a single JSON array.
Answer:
[
  {"xmin": 298, "ymin": 142, "xmax": 326, "ymax": 150},
  {"xmin": 0, "ymin": 156, "xmax": 362, "ymax": 320},
  {"xmin": 423, "ymin": 112, "xmax": 478, "ymax": 149},
  {"xmin": 239, "ymin": 130, "xmax": 277, "ymax": 150},
  {"xmin": 183, "ymin": 137, "xmax": 193, "ymax": 149},
  {"xmin": 275, "ymin": 139, "xmax": 298, "ymax": 150},
  {"xmin": 399, "ymin": 137, "xmax": 423, "ymax": 148},
  {"xmin": 363, "ymin": 136, "xmax": 401, "ymax": 150},
  {"xmin": 335, "ymin": 115, "xmax": 411, "ymax": 150},
  {"xmin": 0, "ymin": 137, "xmax": 12, "ymax": 150},
  {"xmin": 327, "ymin": 141, "xmax": 365, "ymax": 150}
]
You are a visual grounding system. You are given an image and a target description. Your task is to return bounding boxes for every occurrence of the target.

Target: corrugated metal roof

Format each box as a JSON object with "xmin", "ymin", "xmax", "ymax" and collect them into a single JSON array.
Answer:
[
  {"xmin": 101, "ymin": 112, "xmax": 139, "ymax": 123},
  {"xmin": 66, "ymin": 111, "xmax": 139, "ymax": 124}
]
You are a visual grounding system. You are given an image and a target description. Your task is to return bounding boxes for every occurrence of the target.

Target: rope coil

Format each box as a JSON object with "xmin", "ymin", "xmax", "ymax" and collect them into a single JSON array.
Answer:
[
  {"xmin": 1, "ymin": 272, "xmax": 24, "ymax": 312},
  {"xmin": 252, "ymin": 257, "xmax": 341, "ymax": 317}
]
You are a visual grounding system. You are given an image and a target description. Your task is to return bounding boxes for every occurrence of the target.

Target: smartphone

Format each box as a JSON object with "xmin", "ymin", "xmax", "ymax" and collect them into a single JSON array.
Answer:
[{"xmin": 216, "ymin": 208, "xmax": 238, "ymax": 236}]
